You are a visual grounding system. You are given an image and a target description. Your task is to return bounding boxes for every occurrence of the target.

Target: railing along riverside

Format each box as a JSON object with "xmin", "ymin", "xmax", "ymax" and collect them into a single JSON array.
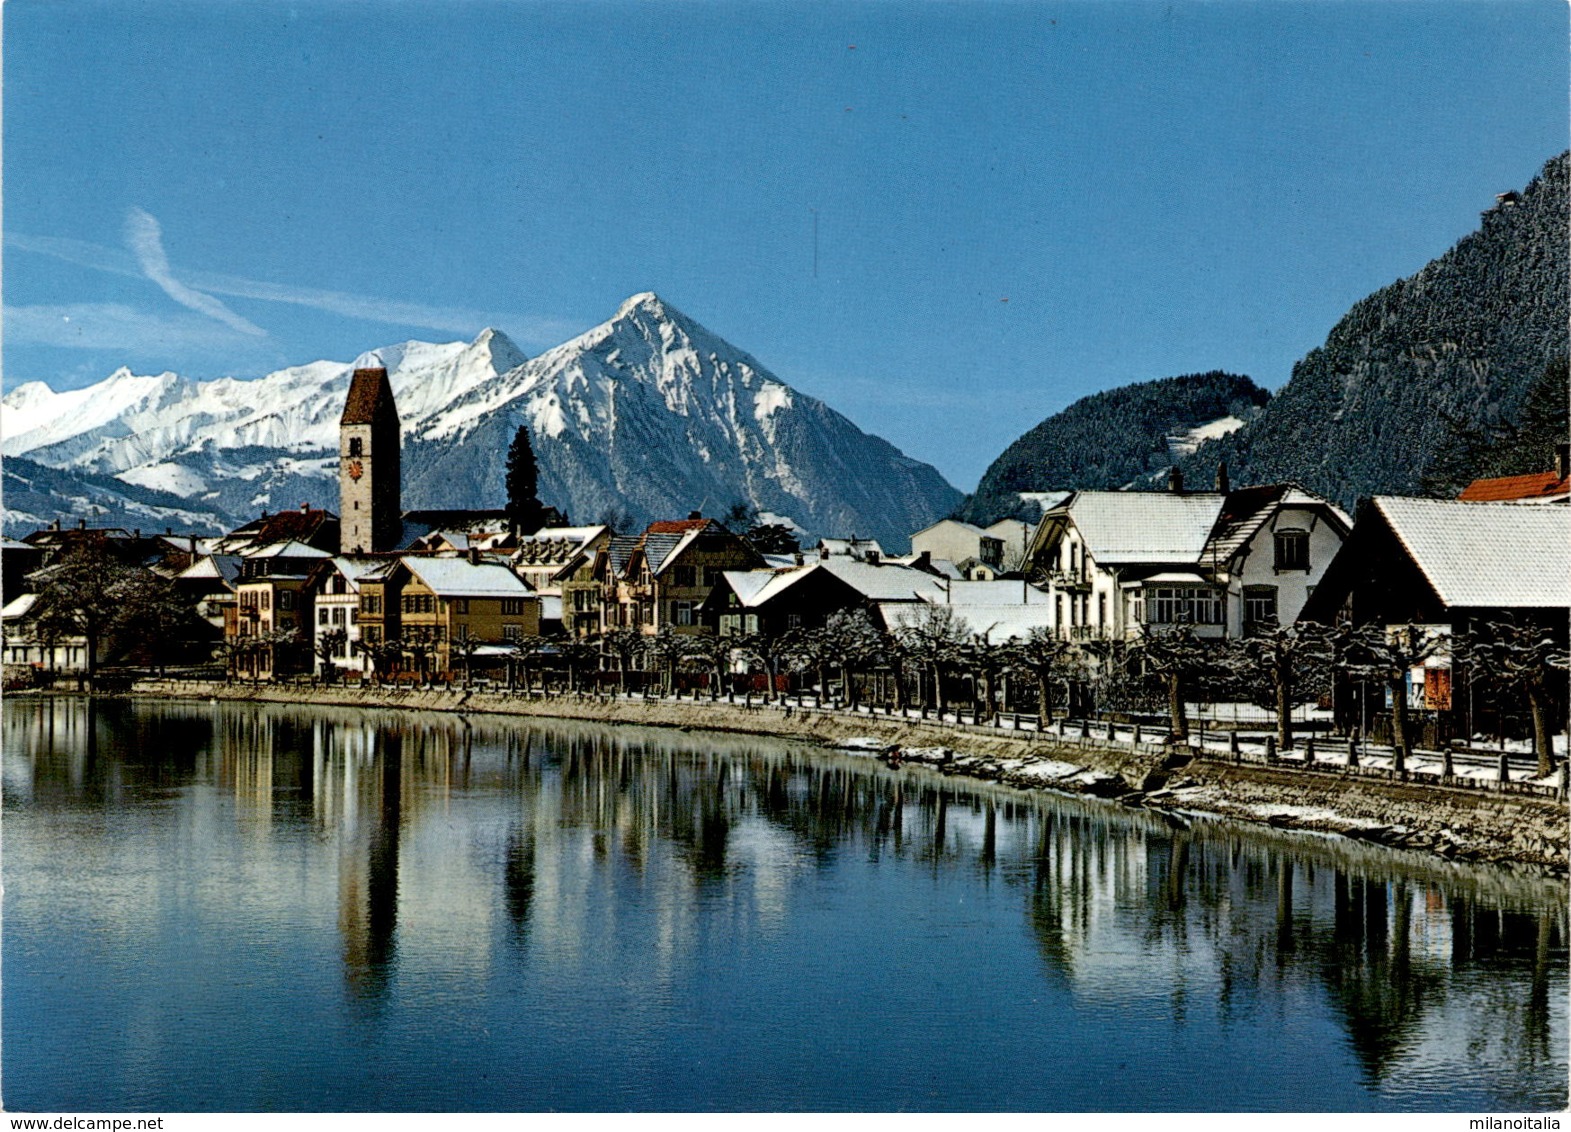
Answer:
[{"xmin": 125, "ymin": 677, "xmax": 1565, "ymax": 798}]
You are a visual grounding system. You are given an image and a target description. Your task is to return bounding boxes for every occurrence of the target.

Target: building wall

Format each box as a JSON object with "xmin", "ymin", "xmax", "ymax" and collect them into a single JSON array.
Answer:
[
  {"xmin": 1234, "ymin": 505, "xmax": 1348, "ymax": 631},
  {"xmin": 912, "ymin": 521, "xmax": 1002, "ymax": 569},
  {"xmin": 339, "ymin": 415, "xmax": 401, "ymax": 554}
]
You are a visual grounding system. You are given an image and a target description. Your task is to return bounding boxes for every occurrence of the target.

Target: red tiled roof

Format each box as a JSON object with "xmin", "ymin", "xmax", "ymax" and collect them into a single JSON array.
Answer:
[
  {"xmin": 644, "ymin": 519, "xmax": 714, "ymax": 535},
  {"xmin": 1458, "ymin": 472, "xmax": 1570, "ymax": 502},
  {"xmin": 341, "ymin": 367, "xmax": 397, "ymax": 425}
]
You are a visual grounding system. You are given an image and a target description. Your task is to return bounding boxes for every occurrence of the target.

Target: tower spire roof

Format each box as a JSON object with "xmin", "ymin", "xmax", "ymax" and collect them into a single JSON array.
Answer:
[{"xmin": 341, "ymin": 367, "xmax": 397, "ymax": 426}]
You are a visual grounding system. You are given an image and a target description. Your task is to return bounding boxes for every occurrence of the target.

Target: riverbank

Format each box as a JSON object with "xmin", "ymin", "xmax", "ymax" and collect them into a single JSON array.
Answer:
[{"xmin": 118, "ymin": 679, "xmax": 1570, "ymax": 874}]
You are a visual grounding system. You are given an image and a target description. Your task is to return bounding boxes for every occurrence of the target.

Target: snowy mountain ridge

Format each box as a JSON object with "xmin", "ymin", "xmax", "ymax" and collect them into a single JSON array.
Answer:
[{"xmin": 2, "ymin": 294, "xmax": 961, "ymax": 548}]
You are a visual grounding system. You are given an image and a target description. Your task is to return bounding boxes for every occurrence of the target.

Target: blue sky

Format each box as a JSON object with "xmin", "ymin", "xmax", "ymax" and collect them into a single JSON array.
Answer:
[{"xmin": 5, "ymin": 0, "xmax": 1567, "ymax": 491}]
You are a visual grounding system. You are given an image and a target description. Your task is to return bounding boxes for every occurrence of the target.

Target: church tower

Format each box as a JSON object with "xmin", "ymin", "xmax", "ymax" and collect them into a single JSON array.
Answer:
[{"xmin": 339, "ymin": 366, "xmax": 401, "ymax": 554}]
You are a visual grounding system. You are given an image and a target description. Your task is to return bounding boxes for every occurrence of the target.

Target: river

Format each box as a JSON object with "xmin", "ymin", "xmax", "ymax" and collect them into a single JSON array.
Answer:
[{"xmin": 3, "ymin": 696, "xmax": 1566, "ymax": 1112}]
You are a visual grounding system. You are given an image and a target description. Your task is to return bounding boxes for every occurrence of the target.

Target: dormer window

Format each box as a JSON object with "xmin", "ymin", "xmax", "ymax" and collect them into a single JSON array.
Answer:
[{"xmin": 1274, "ymin": 530, "xmax": 1309, "ymax": 571}]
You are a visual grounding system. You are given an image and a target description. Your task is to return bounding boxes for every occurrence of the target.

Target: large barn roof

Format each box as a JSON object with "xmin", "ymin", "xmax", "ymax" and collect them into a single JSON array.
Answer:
[{"xmin": 1373, "ymin": 497, "xmax": 1570, "ymax": 609}]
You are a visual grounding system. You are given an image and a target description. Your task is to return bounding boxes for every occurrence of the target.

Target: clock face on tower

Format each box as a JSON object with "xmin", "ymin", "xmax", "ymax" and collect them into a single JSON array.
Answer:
[{"xmin": 348, "ymin": 459, "xmax": 364, "ymax": 481}]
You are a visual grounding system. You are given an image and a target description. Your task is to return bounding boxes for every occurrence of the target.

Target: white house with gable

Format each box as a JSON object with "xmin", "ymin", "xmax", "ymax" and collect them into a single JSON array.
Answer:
[{"xmin": 1025, "ymin": 483, "xmax": 1350, "ymax": 640}]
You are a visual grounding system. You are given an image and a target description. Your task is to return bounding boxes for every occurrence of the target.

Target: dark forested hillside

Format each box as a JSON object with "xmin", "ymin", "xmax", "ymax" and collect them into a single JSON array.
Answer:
[
  {"xmin": 958, "ymin": 372, "xmax": 1269, "ymax": 523},
  {"xmin": 1178, "ymin": 152, "xmax": 1569, "ymax": 507}
]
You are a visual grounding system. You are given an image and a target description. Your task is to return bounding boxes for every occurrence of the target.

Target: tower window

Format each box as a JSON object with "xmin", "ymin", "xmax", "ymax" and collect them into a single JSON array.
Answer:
[{"xmin": 348, "ymin": 437, "xmax": 363, "ymax": 458}]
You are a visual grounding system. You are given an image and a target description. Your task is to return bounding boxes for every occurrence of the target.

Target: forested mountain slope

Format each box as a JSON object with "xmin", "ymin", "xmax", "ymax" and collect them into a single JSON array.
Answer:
[
  {"xmin": 959, "ymin": 372, "xmax": 1270, "ymax": 523},
  {"xmin": 1179, "ymin": 152, "xmax": 1569, "ymax": 506}
]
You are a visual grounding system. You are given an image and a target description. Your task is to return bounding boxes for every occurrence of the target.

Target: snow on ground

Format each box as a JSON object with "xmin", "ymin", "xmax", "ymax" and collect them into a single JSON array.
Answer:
[
  {"xmin": 1011, "ymin": 760, "xmax": 1087, "ymax": 782},
  {"xmin": 1165, "ymin": 415, "xmax": 1246, "ymax": 459},
  {"xmin": 117, "ymin": 462, "xmax": 209, "ymax": 496}
]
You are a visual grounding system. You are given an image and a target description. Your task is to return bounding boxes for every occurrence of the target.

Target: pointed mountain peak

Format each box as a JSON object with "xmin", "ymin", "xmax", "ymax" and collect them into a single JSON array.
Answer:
[
  {"xmin": 614, "ymin": 291, "xmax": 671, "ymax": 321},
  {"xmin": 470, "ymin": 327, "xmax": 528, "ymax": 372}
]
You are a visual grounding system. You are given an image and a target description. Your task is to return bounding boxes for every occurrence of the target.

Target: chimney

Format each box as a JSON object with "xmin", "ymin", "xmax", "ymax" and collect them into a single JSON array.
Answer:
[
  {"xmin": 1556, "ymin": 443, "xmax": 1570, "ymax": 480},
  {"xmin": 51, "ymin": 519, "xmax": 60, "ymax": 531},
  {"xmin": 300, "ymin": 502, "xmax": 310, "ymax": 513},
  {"xmin": 78, "ymin": 518, "xmax": 87, "ymax": 530},
  {"xmin": 688, "ymin": 510, "xmax": 702, "ymax": 521},
  {"xmin": 166, "ymin": 527, "xmax": 173, "ymax": 536},
  {"xmin": 866, "ymin": 550, "xmax": 881, "ymax": 565},
  {"xmin": 1215, "ymin": 462, "xmax": 1230, "ymax": 494},
  {"xmin": 468, "ymin": 546, "xmax": 481, "ymax": 566},
  {"xmin": 133, "ymin": 529, "xmax": 141, "ymax": 540},
  {"xmin": 1168, "ymin": 467, "xmax": 1185, "ymax": 494},
  {"xmin": 819, "ymin": 546, "xmax": 830, "ymax": 561},
  {"xmin": 793, "ymin": 552, "xmax": 805, "ymax": 566}
]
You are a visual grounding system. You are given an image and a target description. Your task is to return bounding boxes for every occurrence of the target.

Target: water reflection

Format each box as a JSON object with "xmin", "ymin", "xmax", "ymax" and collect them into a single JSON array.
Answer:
[{"xmin": 4, "ymin": 696, "xmax": 1566, "ymax": 1112}]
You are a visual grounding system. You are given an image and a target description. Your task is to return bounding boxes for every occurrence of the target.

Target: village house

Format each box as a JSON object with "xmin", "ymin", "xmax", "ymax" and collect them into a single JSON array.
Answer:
[
  {"xmin": 354, "ymin": 552, "xmax": 539, "ymax": 679},
  {"xmin": 302, "ymin": 555, "xmax": 386, "ymax": 679},
  {"xmin": 601, "ymin": 516, "xmax": 764, "ymax": 635},
  {"xmin": 212, "ymin": 505, "xmax": 340, "ymax": 557},
  {"xmin": 1299, "ymin": 496, "xmax": 1570, "ymax": 748},
  {"xmin": 230, "ymin": 540, "xmax": 334, "ymax": 679},
  {"xmin": 1025, "ymin": 477, "xmax": 1350, "ymax": 641},
  {"xmin": 510, "ymin": 525, "xmax": 613, "ymax": 637},
  {"xmin": 709, "ymin": 556, "xmax": 948, "ymax": 638},
  {"xmin": 909, "ymin": 518, "xmax": 1032, "ymax": 580}
]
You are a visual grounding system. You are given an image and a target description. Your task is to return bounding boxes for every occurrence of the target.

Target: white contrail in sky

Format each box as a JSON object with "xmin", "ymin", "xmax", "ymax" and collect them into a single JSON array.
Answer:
[
  {"xmin": 6, "ymin": 228, "xmax": 572, "ymax": 342},
  {"xmin": 123, "ymin": 208, "xmax": 268, "ymax": 338}
]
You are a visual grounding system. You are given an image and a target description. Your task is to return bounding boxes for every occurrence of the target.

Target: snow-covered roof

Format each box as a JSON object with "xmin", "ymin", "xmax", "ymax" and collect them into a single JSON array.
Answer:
[
  {"xmin": 1374, "ymin": 497, "xmax": 1571, "ymax": 609},
  {"xmin": 1202, "ymin": 484, "xmax": 1349, "ymax": 565},
  {"xmin": 178, "ymin": 555, "xmax": 243, "ymax": 583},
  {"xmin": 910, "ymin": 518, "xmax": 986, "ymax": 539},
  {"xmin": 1060, "ymin": 492, "xmax": 1224, "ymax": 565},
  {"xmin": 818, "ymin": 537, "xmax": 885, "ymax": 559},
  {"xmin": 719, "ymin": 559, "xmax": 946, "ymax": 607},
  {"xmin": 539, "ymin": 594, "xmax": 563, "ymax": 622},
  {"xmin": 519, "ymin": 525, "xmax": 607, "ymax": 545},
  {"xmin": 1135, "ymin": 571, "xmax": 1213, "ymax": 585},
  {"xmin": 2, "ymin": 593, "xmax": 39, "ymax": 619},
  {"xmin": 818, "ymin": 557, "xmax": 946, "ymax": 601},
  {"xmin": 245, "ymin": 540, "xmax": 333, "ymax": 560},
  {"xmin": 403, "ymin": 557, "xmax": 534, "ymax": 598},
  {"xmin": 1, "ymin": 537, "xmax": 36, "ymax": 551},
  {"xmin": 720, "ymin": 569, "xmax": 785, "ymax": 607},
  {"xmin": 876, "ymin": 601, "xmax": 1055, "ymax": 642},
  {"xmin": 941, "ymin": 580, "xmax": 1051, "ymax": 605}
]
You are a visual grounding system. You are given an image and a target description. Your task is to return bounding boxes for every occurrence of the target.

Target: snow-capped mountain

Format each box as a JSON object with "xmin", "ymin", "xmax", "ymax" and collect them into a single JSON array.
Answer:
[{"xmin": 2, "ymin": 294, "xmax": 960, "ymax": 547}]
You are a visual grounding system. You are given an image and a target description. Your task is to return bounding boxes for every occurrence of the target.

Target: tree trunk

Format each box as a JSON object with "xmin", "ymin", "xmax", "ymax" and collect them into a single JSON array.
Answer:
[
  {"xmin": 1390, "ymin": 678, "xmax": 1410, "ymax": 779},
  {"xmin": 932, "ymin": 663, "xmax": 943, "ymax": 714},
  {"xmin": 979, "ymin": 669, "xmax": 994, "ymax": 722},
  {"xmin": 1168, "ymin": 672, "xmax": 1188, "ymax": 739},
  {"xmin": 1528, "ymin": 678, "xmax": 1552, "ymax": 778},
  {"xmin": 1037, "ymin": 673, "xmax": 1050, "ymax": 721},
  {"xmin": 892, "ymin": 661, "xmax": 906, "ymax": 712},
  {"xmin": 1275, "ymin": 668, "xmax": 1293, "ymax": 750}
]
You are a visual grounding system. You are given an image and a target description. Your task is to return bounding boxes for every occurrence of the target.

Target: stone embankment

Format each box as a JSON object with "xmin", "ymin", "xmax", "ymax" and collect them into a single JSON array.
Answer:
[{"xmin": 127, "ymin": 679, "xmax": 1570, "ymax": 874}]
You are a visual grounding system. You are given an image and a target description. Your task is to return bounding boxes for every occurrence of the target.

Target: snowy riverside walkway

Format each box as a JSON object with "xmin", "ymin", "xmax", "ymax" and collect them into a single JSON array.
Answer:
[{"xmin": 120, "ymin": 677, "xmax": 1571, "ymax": 872}]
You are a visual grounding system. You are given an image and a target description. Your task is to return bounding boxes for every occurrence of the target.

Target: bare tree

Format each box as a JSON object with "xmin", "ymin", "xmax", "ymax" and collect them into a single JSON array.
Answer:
[
  {"xmin": 895, "ymin": 604, "xmax": 971, "ymax": 713},
  {"xmin": 1004, "ymin": 627, "xmax": 1077, "ymax": 721},
  {"xmin": 1458, "ymin": 617, "xmax": 1569, "ymax": 777},
  {"xmin": 1131, "ymin": 624, "xmax": 1213, "ymax": 740},
  {"xmin": 1333, "ymin": 622, "xmax": 1448, "ymax": 779},
  {"xmin": 451, "ymin": 626, "xmax": 483, "ymax": 689},
  {"xmin": 597, "ymin": 628, "xmax": 644, "ymax": 693},
  {"xmin": 820, "ymin": 608, "xmax": 885, "ymax": 706},
  {"xmin": 734, "ymin": 631, "xmax": 787, "ymax": 702},
  {"xmin": 29, "ymin": 543, "xmax": 136, "ymax": 685},
  {"xmin": 1234, "ymin": 621, "xmax": 1334, "ymax": 749},
  {"xmin": 680, "ymin": 632, "xmax": 735, "ymax": 700},
  {"xmin": 315, "ymin": 628, "xmax": 349, "ymax": 684}
]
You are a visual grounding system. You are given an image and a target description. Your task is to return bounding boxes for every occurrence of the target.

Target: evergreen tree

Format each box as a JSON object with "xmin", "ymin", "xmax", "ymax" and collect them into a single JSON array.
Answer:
[{"xmin": 505, "ymin": 423, "xmax": 546, "ymax": 534}]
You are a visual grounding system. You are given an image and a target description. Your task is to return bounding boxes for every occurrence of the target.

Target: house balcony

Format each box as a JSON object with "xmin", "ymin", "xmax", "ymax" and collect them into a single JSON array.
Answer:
[{"xmin": 1048, "ymin": 571, "xmax": 1091, "ymax": 591}]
